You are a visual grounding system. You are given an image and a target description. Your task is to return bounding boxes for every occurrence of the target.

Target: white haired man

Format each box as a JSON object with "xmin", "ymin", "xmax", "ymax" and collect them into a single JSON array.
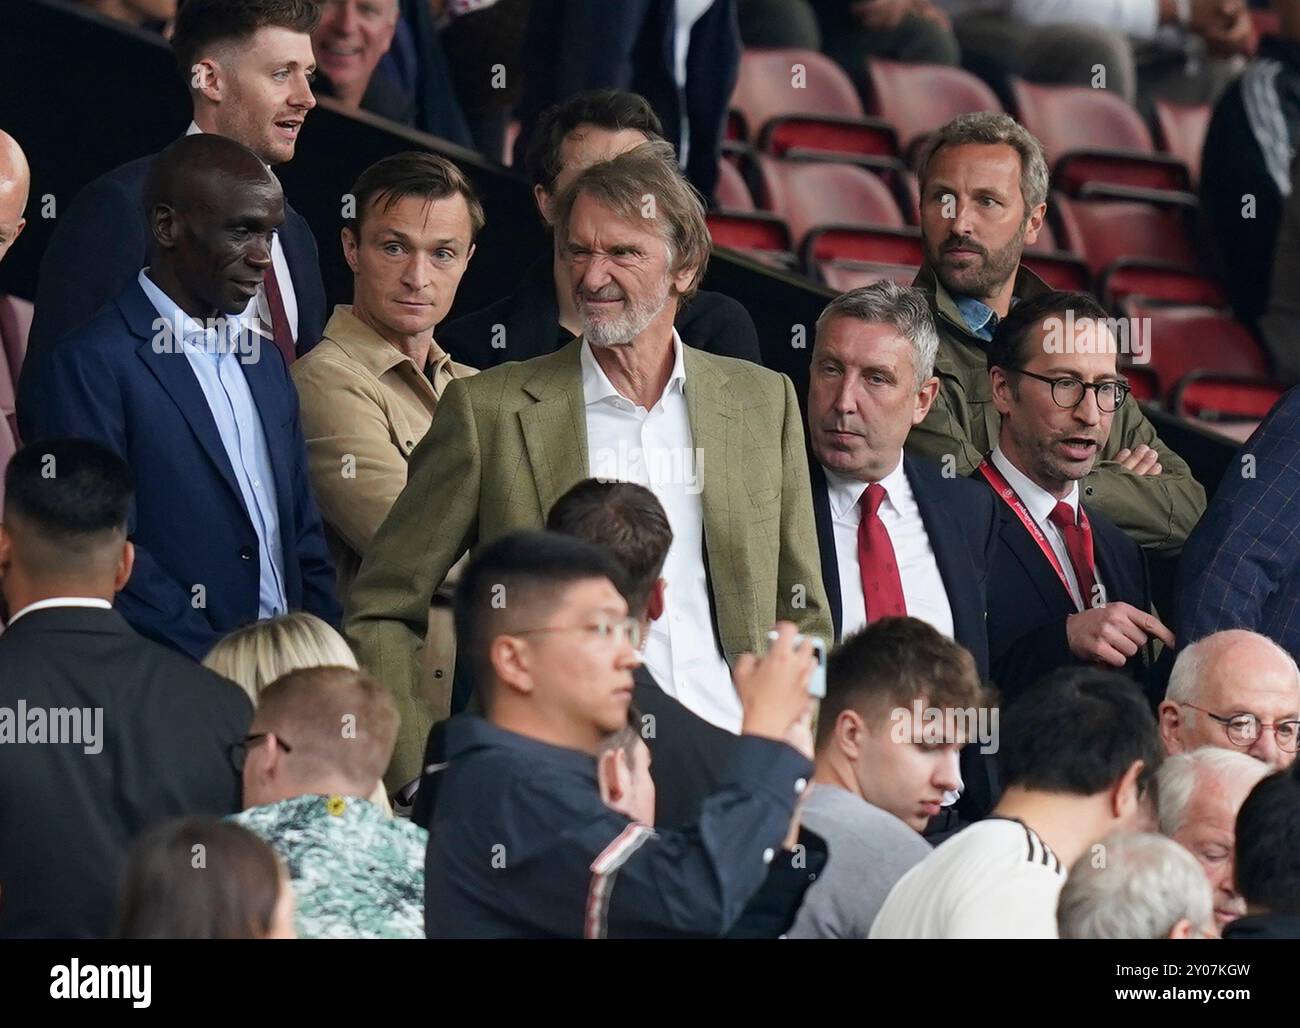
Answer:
[
  {"xmin": 1160, "ymin": 630, "xmax": 1300, "ymax": 770},
  {"xmin": 1157, "ymin": 746, "xmax": 1270, "ymax": 935},
  {"xmin": 1057, "ymin": 831, "xmax": 1214, "ymax": 940}
]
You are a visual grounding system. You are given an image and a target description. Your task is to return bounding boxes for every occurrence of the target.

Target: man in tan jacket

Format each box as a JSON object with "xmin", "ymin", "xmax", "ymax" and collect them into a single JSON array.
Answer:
[
  {"xmin": 347, "ymin": 142, "xmax": 832, "ymax": 788},
  {"xmin": 292, "ymin": 153, "xmax": 479, "ymax": 725}
]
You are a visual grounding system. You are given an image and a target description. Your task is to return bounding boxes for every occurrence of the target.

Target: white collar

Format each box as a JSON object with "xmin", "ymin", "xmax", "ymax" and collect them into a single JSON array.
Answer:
[
  {"xmin": 580, "ymin": 328, "xmax": 687, "ymax": 410},
  {"xmin": 7, "ymin": 597, "xmax": 113, "ymax": 626},
  {"xmin": 823, "ymin": 452, "xmax": 908, "ymax": 520},
  {"xmin": 990, "ymin": 445, "xmax": 1079, "ymax": 524}
]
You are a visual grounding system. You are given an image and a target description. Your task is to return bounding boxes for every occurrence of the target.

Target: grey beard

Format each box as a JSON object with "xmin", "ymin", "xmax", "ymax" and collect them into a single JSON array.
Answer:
[{"xmin": 581, "ymin": 289, "xmax": 670, "ymax": 348}]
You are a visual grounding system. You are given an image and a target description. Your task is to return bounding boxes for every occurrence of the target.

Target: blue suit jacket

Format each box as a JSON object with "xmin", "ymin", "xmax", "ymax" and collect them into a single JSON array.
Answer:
[
  {"xmin": 1177, "ymin": 387, "xmax": 1300, "ymax": 658},
  {"xmin": 24, "ymin": 149, "xmax": 327, "ymax": 363},
  {"xmin": 17, "ymin": 280, "xmax": 341, "ymax": 659}
]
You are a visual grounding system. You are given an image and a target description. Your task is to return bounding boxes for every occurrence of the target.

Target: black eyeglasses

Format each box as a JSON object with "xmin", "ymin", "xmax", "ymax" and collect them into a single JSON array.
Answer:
[
  {"xmin": 1178, "ymin": 703, "xmax": 1300, "ymax": 753},
  {"xmin": 229, "ymin": 732, "xmax": 293, "ymax": 772},
  {"xmin": 1013, "ymin": 369, "xmax": 1130, "ymax": 413}
]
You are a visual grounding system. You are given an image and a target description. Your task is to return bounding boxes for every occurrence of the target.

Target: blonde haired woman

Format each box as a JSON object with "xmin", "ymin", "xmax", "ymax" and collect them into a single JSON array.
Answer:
[{"xmin": 204, "ymin": 613, "xmax": 392, "ymax": 814}]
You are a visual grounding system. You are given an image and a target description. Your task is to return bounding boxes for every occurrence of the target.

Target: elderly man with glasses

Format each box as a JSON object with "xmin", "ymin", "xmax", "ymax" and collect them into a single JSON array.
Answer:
[
  {"xmin": 1160, "ymin": 630, "xmax": 1300, "ymax": 770},
  {"xmin": 976, "ymin": 290, "xmax": 1174, "ymax": 703}
]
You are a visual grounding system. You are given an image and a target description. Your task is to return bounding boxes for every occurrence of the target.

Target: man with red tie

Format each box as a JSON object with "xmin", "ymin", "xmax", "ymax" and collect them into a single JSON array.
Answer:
[
  {"xmin": 978, "ymin": 290, "xmax": 1175, "ymax": 705},
  {"xmin": 805, "ymin": 282, "xmax": 1000, "ymax": 826}
]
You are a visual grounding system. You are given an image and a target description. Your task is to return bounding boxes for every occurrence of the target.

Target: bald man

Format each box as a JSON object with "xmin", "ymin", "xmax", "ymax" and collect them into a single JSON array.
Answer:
[
  {"xmin": 1160, "ymin": 630, "xmax": 1300, "ymax": 770},
  {"xmin": 0, "ymin": 129, "xmax": 29, "ymax": 264},
  {"xmin": 18, "ymin": 134, "xmax": 340, "ymax": 660}
]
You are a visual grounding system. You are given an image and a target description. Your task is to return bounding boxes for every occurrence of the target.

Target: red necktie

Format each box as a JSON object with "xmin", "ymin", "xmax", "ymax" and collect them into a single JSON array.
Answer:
[
  {"xmin": 1049, "ymin": 501, "xmax": 1098, "ymax": 610},
  {"xmin": 858, "ymin": 483, "xmax": 907, "ymax": 623},
  {"xmin": 262, "ymin": 258, "xmax": 297, "ymax": 367}
]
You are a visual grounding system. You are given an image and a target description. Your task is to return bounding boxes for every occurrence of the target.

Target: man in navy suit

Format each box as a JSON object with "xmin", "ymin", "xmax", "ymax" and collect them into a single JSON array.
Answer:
[
  {"xmin": 977, "ymin": 291, "xmax": 1174, "ymax": 705},
  {"xmin": 24, "ymin": 0, "xmax": 327, "ymax": 363},
  {"xmin": 18, "ymin": 134, "xmax": 340, "ymax": 660},
  {"xmin": 805, "ymin": 282, "xmax": 998, "ymax": 824}
]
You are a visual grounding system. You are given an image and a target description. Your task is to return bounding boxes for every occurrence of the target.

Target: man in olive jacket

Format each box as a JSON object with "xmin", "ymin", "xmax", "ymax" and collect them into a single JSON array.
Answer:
[
  {"xmin": 905, "ymin": 113, "xmax": 1205, "ymax": 554},
  {"xmin": 347, "ymin": 143, "xmax": 831, "ymax": 787}
]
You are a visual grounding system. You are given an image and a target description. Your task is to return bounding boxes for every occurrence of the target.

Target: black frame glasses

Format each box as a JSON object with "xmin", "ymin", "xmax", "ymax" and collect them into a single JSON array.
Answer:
[
  {"xmin": 1013, "ymin": 369, "xmax": 1130, "ymax": 413},
  {"xmin": 229, "ymin": 732, "xmax": 293, "ymax": 772},
  {"xmin": 1178, "ymin": 703, "xmax": 1300, "ymax": 753}
]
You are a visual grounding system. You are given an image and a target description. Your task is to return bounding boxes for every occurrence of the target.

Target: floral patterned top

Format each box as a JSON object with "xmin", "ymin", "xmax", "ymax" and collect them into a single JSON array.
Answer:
[{"xmin": 231, "ymin": 794, "xmax": 427, "ymax": 939}]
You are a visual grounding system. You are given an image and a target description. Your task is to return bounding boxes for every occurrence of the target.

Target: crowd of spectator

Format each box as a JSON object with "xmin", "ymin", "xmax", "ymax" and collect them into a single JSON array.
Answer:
[{"xmin": 2, "ymin": 0, "xmax": 1300, "ymax": 941}]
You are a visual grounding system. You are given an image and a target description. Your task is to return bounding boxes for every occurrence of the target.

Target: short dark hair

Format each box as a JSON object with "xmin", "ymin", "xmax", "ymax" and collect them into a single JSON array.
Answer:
[
  {"xmin": 3, "ymin": 439, "xmax": 132, "ymax": 560},
  {"xmin": 345, "ymin": 150, "xmax": 486, "ymax": 240},
  {"xmin": 453, "ymin": 531, "xmax": 630, "ymax": 702},
  {"xmin": 998, "ymin": 667, "xmax": 1162, "ymax": 795},
  {"xmin": 115, "ymin": 817, "xmax": 282, "ymax": 939},
  {"xmin": 986, "ymin": 290, "xmax": 1111, "ymax": 373},
  {"xmin": 525, "ymin": 89, "xmax": 665, "ymax": 194},
  {"xmin": 546, "ymin": 479, "xmax": 672, "ymax": 618},
  {"xmin": 816, "ymin": 617, "xmax": 985, "ymax": 749},
  {"xmin": 172, "ymin": 0, "xmax": 322, "ymax": 81},
  {"xmin": 1235, "ymin": 766, "xmax": 1300, "ymax": 915}
]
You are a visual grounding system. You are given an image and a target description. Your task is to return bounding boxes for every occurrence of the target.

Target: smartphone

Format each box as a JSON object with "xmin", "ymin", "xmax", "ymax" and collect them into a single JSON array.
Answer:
[{"xmin": 765, "ymin": 630, "xmax": 827, "ymax": 699}]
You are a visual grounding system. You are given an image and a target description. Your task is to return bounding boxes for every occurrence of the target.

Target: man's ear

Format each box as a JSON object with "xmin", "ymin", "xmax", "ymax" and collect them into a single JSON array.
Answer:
[
  {"xmin": 489, "ymin": 635, "xmax": 534, "ymax": 696},
  {"xmin": 0, "ymin": 524, "xmax": 12, "ymax": 577},
  {"xmin": 1158, "ymin": 700, "xmax": 1183, "ymax": 756},
  {"xmin": 465, "ymin": 241, "xmax": 476, "ymax": 266},
  {"xmin": 989, "ymin": 365, "xmax": 1015, "ymax": 416},
  {"xmin": 596, "ymin": 748, "xmax": 625, "ymax": 809},
  {"xmin": 113, "ymin": 540, "xmax": 135, "ymax": 594},
  {"xmin": 1111, "ymin": 759, "xmax": 1146, "ymax": 821},
  {"xmin": 1022, "ymin": 201, "xmax": 1047, "ymax": 249},
  {"xmin": 151, "ymin": 203, "xmax": 179, "ymax": 252},
  {"xmin": 913, "ymin": 375, "xmax": 941, "ymax": 425},
  {"xmin": 645, "ymin": 577, "xmax": 666, "ymax": 624},
  {"xmin": 190, "ymin": 56, "xmax": 224, "ymax": 104},
  {"xmin": 1167, "ymin": 917, "xmax": 1195, "ymax": 940},
  {"xmin": 341, "ymin": 226, "xmax": 360, "ymax": 274},
  {"xmin": 835, "ymin": 708, "xmax": 866, "ymax": 761},
  {"xmin": 533, "ymin": 184, "xmax": 553, "ymax": 225},
  {"xmin": 671, "ymin": 262, "xmax": 697, "ymax": 297}
]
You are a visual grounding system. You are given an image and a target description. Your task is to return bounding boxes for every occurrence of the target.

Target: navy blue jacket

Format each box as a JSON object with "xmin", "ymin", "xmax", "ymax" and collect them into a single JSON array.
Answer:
[
  {"xmin": 1177, "ymin": 387, "xmax": 1300, "ymax": 659},
  {"xmin": 25, "ymin": 149, "xmax": 327, "ymax": 363},
  {"xmin": 17, "ymin": 280, "xmax": 341, "ymax": 659},
  {"xmin": 424, "ymin": 716, "xmax": 812, "ymax": 938},
  {"xmin": 978, "ymin": 471, "xmax": 1156, "ymax": 704}
]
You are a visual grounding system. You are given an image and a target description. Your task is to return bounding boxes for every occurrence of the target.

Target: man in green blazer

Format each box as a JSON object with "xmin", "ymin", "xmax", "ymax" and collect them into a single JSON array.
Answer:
[{"xmin": 347, "ymin": 141, "xmax": 831, "ymax": 787}]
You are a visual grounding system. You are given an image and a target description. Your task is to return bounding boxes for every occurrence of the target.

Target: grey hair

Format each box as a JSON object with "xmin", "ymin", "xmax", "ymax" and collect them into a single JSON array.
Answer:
[
  {"xmin": 815, "ymin": 281, "xmax": 940, "ymax": 387},
  {"xmin": 1168, "ymin": 630, "xmax": 1300, "ymax": 710},
  {"xmin": 1156, "ymin": 746, "xmax": 1270, "ymax": 836},
  {"xmin": 1057, "ymin": 831, "xmax": 1214, "ymax": 940},
  {"xmin": 918, "ymin": 111, "xmax": 1050, "ymax": 213}
]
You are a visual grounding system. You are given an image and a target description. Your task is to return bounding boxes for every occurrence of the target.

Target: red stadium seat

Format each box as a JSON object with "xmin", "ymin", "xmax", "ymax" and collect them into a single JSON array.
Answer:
[
  {"xmin": 1125, "ymin": 302, "xmax": 1271, "ymax": 399},
  {"xmin": 1171, "ymin": 373, "xmax": 1285, "ymax": 422},
  {"xmin": 817, "ymin": 259, "xmax": 920, "ymax": 290},
  {"xmin": 1102, "ymin": 263, "xmax": 1228, "ymax": 310},
  {"xmin": 731, "ymin": 48, "xmax": 898, "ymax": 158},
  {"xmin": 1153, "ymin": 99, "xmax": 1211, "ymax": 188},
  {"xmin": 1051, "ymin": 193, "xmax": 1199, "ymax": 275},
  {"xmin": 714, "ymin": 157, "xmax": 754, "ymax": 210},
  {"xmin": 705, "ymin": 210, "xmax": 793, "ymax": 254},
  {"xmin": 865, "ymin": 59, "xmax": 1003, "ymax": 160},
  {"xmin": 804, "ymin": 226, "xmax": 924, "ymax": 270},
  {"xmin": 1011, "ymin": 79, "xmax": 1190, "ymax": 195},
  {"xmin": 1122, "ymin": 365, "xmax": 1160, "ymax": 404},
  {"xmin": 1022, "ymin": 252, "xmax": 1091, "ymax": 292},
  {"xmin": 752, "ymin": 155, "xmax": 905, "ymax": 244}
]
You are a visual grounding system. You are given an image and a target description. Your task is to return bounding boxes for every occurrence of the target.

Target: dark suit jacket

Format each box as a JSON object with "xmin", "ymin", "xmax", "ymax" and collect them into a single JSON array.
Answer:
[
  {"xmin": 0, "ymin": 607, "xmax": 252, "ymax": 938},
  {"xmin": 979, "ymin": 472, "xmax": 1156, "ymax": 705},
  {"xmin": 17, "ymin": 281, "xmax": 342, "ymax": 659},
  {"xmin": 25, "ymin": 148, "xmax": 327, "ymax": 363},
  {"xmin": 438, "ymin": 254, "xmax": 762, "ymax": 370},
  {"xmin": 512, "ymin": 0, "xmax": 740, "ymax": 200},
  {"xmin": 810, "ymin": 452, "xmax": 998, "ymax": 823}
]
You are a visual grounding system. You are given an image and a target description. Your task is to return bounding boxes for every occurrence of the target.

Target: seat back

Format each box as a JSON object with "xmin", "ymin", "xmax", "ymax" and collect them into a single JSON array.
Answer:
[
  {"xmin": 1153, "ymin": 99, "xmax": 1211, "ymax": 187},
  {"xmin": 731, "ymin": 48, "xmax": 864, "ymax": 142},
  {"xmin": 755, "ymin": 155, "xmax": 904, "ymax": 244},
  {"xmin": 866, "ymin": 59, "xmax": 1003, "ymax": 154}
]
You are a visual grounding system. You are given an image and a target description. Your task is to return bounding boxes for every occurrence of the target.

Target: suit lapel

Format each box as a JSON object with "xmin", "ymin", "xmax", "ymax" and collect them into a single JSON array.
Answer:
[
  {"xmin": 683, "ymin": 347, "xmax": 741, "ymax": 592},
  {"xmin": 808, "ymin": 458, "xmax": 843, "ymax": 641},
  {"xmin": 907, "ymin": 456, "xmax": 980, "ymax": 645},
  {"xmin": 518, "ymin": 340, "xmax": 589, "ymax": 515},
  {"xmin": 990, "ymin": 497, "xmax": 1076, "ymax": 614},
  {"xmin": 126, "ymin": 285, "xmax": 247, "ymax": 511}
]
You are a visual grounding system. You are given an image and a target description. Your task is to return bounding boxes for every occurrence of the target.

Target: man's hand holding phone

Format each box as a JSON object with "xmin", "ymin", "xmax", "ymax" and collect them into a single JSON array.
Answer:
[{"xmin": 734, "ymin": 622, "xmax": 819, "ymax": 744}]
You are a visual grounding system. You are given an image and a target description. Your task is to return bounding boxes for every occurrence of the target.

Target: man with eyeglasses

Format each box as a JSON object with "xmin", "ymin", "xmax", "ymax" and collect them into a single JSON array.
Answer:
[
  {"xmin": 1159, "ymin": 629, "xmax": 1300, "ymax": 770},
  {"xmin": 906, "ymin": 112, "xmax": 1205, "ymax": 555},
  {"xmin": 978, "ymin": 291, "xmax": 1174, "ymax": 703}
]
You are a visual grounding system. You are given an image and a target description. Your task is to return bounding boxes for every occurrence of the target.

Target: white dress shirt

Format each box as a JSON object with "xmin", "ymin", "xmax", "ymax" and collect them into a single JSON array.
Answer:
[
  {"xmin": 581, "ymin": 331, "xmax": 738, "ymax": 730},
  {"xmin": 7, "ymin": 597, "xmax": 113, "ymax": 626},
  {"xmin": 823, "ymin": 456, "xmax": 955, "ymax": 642},
  {"xmin": 990, "ymin": 446, "xmax": 1103, "ymax": 611},
  {"xmin": 673, "ymin": 0, "xmax": 715, "ymax": 168},
  {"xmin": 186, "ymin": 122, "xmax": 300, "ymax": 343}
]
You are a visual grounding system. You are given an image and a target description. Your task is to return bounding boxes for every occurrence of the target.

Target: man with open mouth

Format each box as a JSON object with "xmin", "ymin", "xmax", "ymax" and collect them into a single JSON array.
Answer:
[{"xmin": 978, "ymin": 289, "xmax": 1174, "ymax": 704}]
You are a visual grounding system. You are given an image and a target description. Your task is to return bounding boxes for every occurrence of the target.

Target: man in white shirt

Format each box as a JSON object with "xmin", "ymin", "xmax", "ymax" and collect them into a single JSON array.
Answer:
[
  {"xmin": 871, "ymin": 665, "xmax": 1162, "ymax": 938},
  {"xmin": 977, "ymin": 290, "xmax": 1174, "ymax": 702},
  {"xmin": 347, "ymin": 141, "xmax": 830, "ymax": 786}
]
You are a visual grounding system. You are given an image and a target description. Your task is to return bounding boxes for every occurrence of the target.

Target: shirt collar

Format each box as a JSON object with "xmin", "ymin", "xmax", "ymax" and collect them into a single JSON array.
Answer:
[
  {"xmin": 138, "ymin": 269, "xmax": 252, "ymax": 357},
  {"xmin": 444, "ymin": 715, "xmax": 599, "ymax": 778},
  {"xmin": 580, "ymin": 329, "xmax": 687, "ymax": 410},
  {"xmin": 954, "ymin": 295, "xmax": 1000, "ymax": 341},
  {"xmin": 322, "ymin": 305, "xmax": 456, "ymax": 381},
  {"xmin": 7, "ymin": 597, "xmax": 113, "ymax": 626},
  {"xmin": 990, "ymin": 445, "xmax": 1079, "ymax": 524},
  {"xmin": 823, "ymin": 452, "xmax": 908, "ymax": 519}
]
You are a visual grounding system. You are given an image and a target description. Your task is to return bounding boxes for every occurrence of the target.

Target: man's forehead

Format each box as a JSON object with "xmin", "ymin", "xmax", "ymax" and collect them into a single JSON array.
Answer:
[
  {"xmin": 568, "ymin": 193, "xmax": 662, "ymax": 244},
  {"xmin": 926, "ymin": 142, "xmax": 1022, "ymax": 184},
  {"xmin": 366, "ymin": 192, "xmax": 472, "ymax": 238},
  {"xmin": 818, "ymin": 317, "xmax": 913, "ymax": 361}
]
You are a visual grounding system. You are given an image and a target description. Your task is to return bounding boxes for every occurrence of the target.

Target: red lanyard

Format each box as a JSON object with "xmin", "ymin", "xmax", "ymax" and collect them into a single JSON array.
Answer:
[{"xmin": 977, "ymin": 457, "xmax": 1089, "ymax": 608}]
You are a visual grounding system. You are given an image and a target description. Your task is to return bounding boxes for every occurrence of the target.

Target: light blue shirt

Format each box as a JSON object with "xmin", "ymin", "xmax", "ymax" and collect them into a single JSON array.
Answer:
[
  {"xmin": 138, "ymin": 269, "xmax": 288, "ymax": 617},
  {"xmin": 955, "ymin": 295, "xmax": 1000, "ymax": 341}
]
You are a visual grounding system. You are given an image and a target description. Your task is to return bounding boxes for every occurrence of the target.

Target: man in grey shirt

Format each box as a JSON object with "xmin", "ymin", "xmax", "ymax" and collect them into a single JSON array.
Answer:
[{"xmin": 788, "ymin": 617, "xmax": 988, "ymax": 938}]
